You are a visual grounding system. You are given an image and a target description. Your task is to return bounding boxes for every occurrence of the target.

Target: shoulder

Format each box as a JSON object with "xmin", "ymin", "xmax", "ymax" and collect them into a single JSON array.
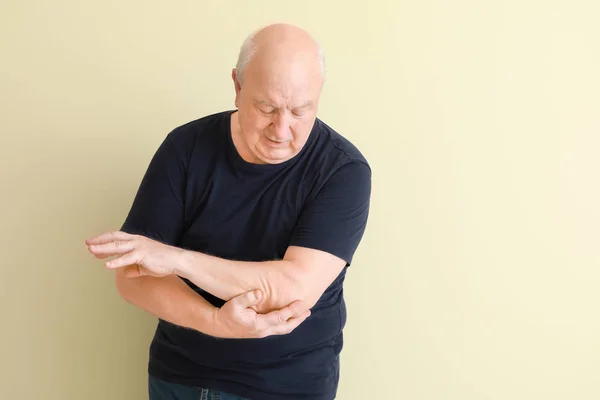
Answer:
[
  {"xmin": 165, "ymin": 110, "xmax": 230, "ymax": 147},
  {"xmin": 156, "ymin": 110, "xmax": 231, "ymax": 166},
  {"xmin": 296, "ymin": 118, "xmax": 371, "ymax": 203},
  {"xmin": 310, "ymin": 118, "xmax": 371, "ymax": 178}
]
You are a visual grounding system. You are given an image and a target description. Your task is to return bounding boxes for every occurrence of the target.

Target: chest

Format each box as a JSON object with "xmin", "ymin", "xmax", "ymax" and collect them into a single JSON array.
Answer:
[{"xmin": 179, "ymin": 169, "xmax": 307, "ymax": 261}]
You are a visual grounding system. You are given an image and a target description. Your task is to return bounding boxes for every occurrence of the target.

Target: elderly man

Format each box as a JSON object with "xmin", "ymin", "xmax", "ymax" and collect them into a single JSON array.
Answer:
[{"xmin": 86, "ymin": 23, "xmax": 371, "ymax": 400}]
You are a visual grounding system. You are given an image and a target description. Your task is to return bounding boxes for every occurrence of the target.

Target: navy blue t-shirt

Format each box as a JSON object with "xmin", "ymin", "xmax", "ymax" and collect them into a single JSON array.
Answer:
[{"xmin": 120, "ymin": 110, "xmax": 371, "ymax": 399}]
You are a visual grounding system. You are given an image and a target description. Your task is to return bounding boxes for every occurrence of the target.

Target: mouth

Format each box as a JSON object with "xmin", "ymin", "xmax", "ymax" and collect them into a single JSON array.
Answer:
[{"xmin": 265, "ymin": 137, "xmax": 288, "ymax": 147}]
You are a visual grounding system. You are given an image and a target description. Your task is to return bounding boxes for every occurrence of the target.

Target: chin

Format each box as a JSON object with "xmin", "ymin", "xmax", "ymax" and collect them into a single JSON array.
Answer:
[{"xmin": 257, "ymin": 147, "xmax": 294, "ymax": 164}]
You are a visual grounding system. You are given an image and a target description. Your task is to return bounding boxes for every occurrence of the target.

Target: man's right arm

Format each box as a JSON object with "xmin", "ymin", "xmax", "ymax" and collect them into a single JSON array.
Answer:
[
  {"xmin": 114, "ymin": 268, "xmax": 217, "ymax": 335},
  {"xmin": 113, "ymin": 130, "xmax": 211, "ymax": 331},
  {"xmin": 113, "ymin": 268, "xmax": 311, "ymax": 338}
]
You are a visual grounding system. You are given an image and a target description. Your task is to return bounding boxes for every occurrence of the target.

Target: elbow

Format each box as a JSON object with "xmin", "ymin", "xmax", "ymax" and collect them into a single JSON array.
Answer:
[
  {"xmin": 283, "ymin": 264, "xmax": 323, "ymax": 310},
  {"xmin": 287, "ymin": 286, "xmax": 320, "ymax": 311},
  {"xmin": 265, "ymin": 267, "xmax": 319, "ymax": 311},
  {"xmin": 298, "ymin": 287, "xmax": 321, "ymax": 311}
]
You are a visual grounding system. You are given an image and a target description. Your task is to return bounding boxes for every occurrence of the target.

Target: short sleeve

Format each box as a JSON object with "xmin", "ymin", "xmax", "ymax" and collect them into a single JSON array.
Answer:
[
  {"xmin": 119, "ymin": 131, "xmax": 187, "ymax": 246},
  {"xmin": 288, "ymin": 161, "xmax": 372, "ymax": 265}
]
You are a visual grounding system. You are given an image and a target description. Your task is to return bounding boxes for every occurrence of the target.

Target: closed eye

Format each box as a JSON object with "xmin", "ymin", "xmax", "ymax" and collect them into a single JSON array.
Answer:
[
  {"xmin": 257, "ymin": 105, "xmax": 276, "ymax": 114},
  {"xmin": 291, "ymin": 101, "xmax": 312, "ymax": 117},
  {"xmin": 292, "ymin": 108, "xmax": 307, "ymax": 117}
]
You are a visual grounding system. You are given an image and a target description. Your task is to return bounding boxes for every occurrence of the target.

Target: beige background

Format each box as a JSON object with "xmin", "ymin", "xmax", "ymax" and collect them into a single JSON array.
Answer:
[{"xmin": 1, "ymin": 1, "xmax": 599, "ymax": 399}]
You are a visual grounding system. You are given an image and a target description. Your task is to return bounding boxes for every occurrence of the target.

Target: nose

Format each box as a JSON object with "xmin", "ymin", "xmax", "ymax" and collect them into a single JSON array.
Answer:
[{"xmin": 270, "ymin": 112, "xmax": 291, "ymax": 141}]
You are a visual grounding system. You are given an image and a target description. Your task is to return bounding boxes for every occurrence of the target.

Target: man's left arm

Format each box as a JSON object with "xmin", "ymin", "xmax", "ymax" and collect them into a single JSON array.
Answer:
[
  {"xmin": 92, "ymin": 161, "xmax": 371, "ymax": 313},
  {"xmin": 175, "ymin": 161, "xmax": 372, "ymax": 312},
  {"xmin": 175, "ymin": 244, "xmax": 345, "ymax": 313}
]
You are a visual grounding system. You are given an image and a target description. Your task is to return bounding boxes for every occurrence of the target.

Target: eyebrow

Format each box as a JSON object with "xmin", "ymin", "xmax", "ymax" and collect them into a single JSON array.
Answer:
[
  {"xmin": 253, "ymin": 98, "xmax": 313, "ymax": 109},
  {"xmin": 255, "ymin": 99, "xmax": 275, "ymax": 107},
  {"xmin": 293, "ymin": 101, "xmax": 313, "ymax": 109}
]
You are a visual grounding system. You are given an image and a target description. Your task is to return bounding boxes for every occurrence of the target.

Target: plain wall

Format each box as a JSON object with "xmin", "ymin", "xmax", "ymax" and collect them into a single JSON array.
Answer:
[{"xmin": 1, "ymin": 1, "xmax": 599, "ymax": 399}]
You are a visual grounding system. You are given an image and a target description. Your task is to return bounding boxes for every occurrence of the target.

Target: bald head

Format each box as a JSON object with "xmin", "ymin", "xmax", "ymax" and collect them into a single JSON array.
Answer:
[
  {"xmin": 235, "ymin": 23, "xmax": 325, "ymax": 87},
  {"xmin": 230, "ymin": 24, "xmax": 325, "ymax": 165}
]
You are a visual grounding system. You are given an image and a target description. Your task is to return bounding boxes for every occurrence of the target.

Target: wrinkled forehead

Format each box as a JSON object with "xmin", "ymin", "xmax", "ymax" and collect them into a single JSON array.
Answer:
[{"xmin": 243, "ymin": 51, "xmax": 322, "ymax": 103}]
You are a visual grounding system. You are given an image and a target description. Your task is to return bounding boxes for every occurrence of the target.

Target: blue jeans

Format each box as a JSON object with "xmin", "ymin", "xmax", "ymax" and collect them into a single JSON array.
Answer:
[{"xmin": 148, "ymin": 375, "xmax": 249, "ymax": 400}]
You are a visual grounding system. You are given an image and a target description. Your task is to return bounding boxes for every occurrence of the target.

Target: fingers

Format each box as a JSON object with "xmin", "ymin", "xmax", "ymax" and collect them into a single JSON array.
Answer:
[
  {"xmin": 105, "ymin": 252, "xmax": 139, "ymax": 269},
  {"xmin": 232, "ymin": 289, "xmax": 263, "ymax": 308},
  {"xmin": 87, "ymin": 239, "xmax": 135, "ymax": 259},
  {"xmin": 254, "ymin": 300, "xmax": 311, "ymax": 336},
  {"xmin": 85, "ymin": 231, "xmax": 133, "ymax": 245},
  {"xmin": 263, "ymin": 310, "xmax": 311, "ymax": 337},
  {"xmin": 286, "ymin": 300, "xmax": 309, "ymax": 316},
  {"xmin": 262, "ymin": 300, "xmax": 307, "ymax": 326},
  {"xmin": 223, "ymin": 291, "xmax": 311, "ymax": 338}
]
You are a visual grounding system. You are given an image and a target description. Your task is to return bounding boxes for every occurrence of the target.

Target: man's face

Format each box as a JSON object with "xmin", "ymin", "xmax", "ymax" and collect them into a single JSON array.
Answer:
[{"xmin": 232, "ymin": 59, "xmax": 322, "ymax": 164}]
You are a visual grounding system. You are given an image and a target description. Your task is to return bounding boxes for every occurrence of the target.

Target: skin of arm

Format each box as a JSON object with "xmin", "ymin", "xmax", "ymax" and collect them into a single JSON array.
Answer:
[
  {"xmin": 87, "ymin": 230, "xmax": 351, "ymax": 315},
  {"xmin": 113, "ymin": 268, "xmax": 218, "ymax": 334},
  {"xmin": 174, "ymin": 245, "xmax": 347, "ymax": 313},
  {"xmin": 112, "ymin": 266, "xmax": 311, "ymax": 338}
]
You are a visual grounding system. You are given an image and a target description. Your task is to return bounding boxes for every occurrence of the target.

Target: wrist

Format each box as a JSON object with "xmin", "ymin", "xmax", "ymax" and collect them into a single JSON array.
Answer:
[
  {"xmin": 173, "ymin": 248, "xmax": 195, "ymax": 278},
  {"xmin": 189, "ymin": 298, "xmax": 220, "ymax": 336},
  {"xmin": 205, "ymin": 307, "xmax": 228, "ymax": 338}
]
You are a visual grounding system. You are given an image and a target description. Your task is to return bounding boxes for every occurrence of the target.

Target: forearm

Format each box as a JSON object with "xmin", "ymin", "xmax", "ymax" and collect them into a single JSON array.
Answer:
[
  {"xmin": 114, "ymin": 268, "xmax": 219, "ymax": 335},
  {"xmin": 175, "ymin": 251, "xmax": 304, "ymax": 313}
]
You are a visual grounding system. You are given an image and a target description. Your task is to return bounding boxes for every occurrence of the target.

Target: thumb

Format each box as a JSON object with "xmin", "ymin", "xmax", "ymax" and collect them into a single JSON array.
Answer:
[{"xmin": 234, "ymin": 289, "xmax": 263, "ymax": 308}]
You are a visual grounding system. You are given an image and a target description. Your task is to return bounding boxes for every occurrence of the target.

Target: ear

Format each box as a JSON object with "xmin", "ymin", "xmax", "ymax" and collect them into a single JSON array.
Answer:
[{"xmin": 232, "ymin": 68, "xmax": 242, "ymax": 108}]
